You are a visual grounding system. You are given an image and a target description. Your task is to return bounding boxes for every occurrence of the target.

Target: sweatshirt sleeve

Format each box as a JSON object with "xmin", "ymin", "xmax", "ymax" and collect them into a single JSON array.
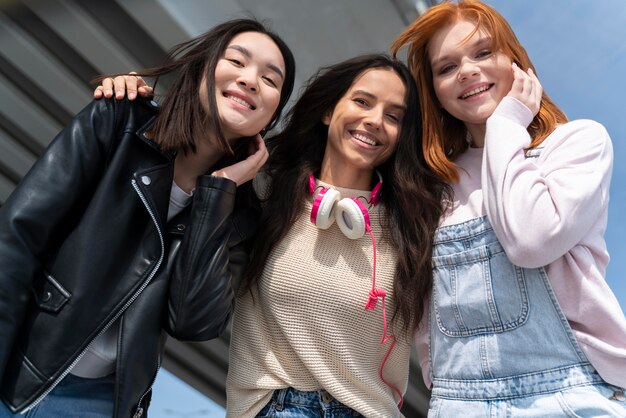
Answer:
[
  {"xmin": 482, "ymin": 97, "xmax": 613, "ymax": 268},
  {"xmin": 414, "ymin": 305, "xmax": 432, "ymax": 389}
]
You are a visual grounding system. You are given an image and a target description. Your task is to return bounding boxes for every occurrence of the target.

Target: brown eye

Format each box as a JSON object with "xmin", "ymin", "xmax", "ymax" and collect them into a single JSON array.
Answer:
[
  {"xmin": 439, "ymin": 64, "xmax": 456, "ymax": 75},
  {"xmin": 386, "ymin": 113, "xmax": 400, "ymax": 123},
  {"xmin": 263, "ymin": 76, "xmax": 277, "ymax": 87}
]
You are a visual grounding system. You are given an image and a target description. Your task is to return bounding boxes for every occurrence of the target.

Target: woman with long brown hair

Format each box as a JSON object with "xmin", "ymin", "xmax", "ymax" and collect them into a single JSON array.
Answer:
[
  {"xmin": 392, "ymin": 0, "xmax": 626, "ymax": 415},
  {"xmin": 226, "ymin": 54, "xmax": 447, "ymax": 417}
]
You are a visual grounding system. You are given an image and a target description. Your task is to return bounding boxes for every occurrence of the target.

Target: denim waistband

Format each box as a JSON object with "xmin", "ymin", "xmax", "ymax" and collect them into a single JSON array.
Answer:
[
  {"xmin": 270, "ymin": 387, "xmax": 361, "ymax": 415},
  {"xmin": 431, "ymin": 363, "xmax": 603, "ymax": 400}
]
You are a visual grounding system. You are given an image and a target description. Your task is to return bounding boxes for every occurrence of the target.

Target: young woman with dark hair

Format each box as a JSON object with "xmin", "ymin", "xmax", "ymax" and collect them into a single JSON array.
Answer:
[
  {"xmin": 0, "ymin": 18, "xmax": 295, "ymax": 418},
  {"xmin": 226, "ymin": 54, "xmax": 448, "ymax": 417},
  {"xmin": 242, "ymin": 54, "xmax": 445, "ymax": 335},
  {"xmin": 392, "ymin": 0, "xmax": 626, "ymax": 415}
]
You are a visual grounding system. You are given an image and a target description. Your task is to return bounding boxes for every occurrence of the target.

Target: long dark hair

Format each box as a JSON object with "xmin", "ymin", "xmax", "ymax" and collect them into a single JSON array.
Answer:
[
  {"xmin": 108, "ymin": 18, "xmax": 296, "ymax": 155},
  {"xmin": 242, "ymin": 54, "xmax": 450, "ymax": 332}
]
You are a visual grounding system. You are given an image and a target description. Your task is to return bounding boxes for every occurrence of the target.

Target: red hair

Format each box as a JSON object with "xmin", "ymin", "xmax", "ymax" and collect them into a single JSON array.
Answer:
[{"xmin": 391, "ymin": 0, "xmax": 567, "ymax": 183}]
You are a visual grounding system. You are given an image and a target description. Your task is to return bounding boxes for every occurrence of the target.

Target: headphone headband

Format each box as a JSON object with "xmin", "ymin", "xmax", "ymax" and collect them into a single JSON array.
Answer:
[
  {"xmin": 370, "ymin": 170, "xmax": 383, "ymax": 205},
  {"xmin": 308, "ymin": 171, "xmax": 382, "ymax": 206}
]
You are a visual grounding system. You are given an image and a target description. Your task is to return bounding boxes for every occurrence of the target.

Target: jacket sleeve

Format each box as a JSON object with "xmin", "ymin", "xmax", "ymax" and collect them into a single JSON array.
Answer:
[
  {"xmin": 165, "ymin": 175, "xmax": 257, "ymax": 341},
  {"xmin": 0, "ymin": 99, "xmax": 120, "ymax": 380},
  {"xmin": 483, "ymin": 97, "xmax": 613, "ymax": 268}
]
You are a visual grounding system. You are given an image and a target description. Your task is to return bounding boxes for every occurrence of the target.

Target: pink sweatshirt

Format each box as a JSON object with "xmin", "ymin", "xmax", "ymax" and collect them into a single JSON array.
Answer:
[{"xmin": 416, "ymin": 97, "xmax": 626, "ymax": 389}]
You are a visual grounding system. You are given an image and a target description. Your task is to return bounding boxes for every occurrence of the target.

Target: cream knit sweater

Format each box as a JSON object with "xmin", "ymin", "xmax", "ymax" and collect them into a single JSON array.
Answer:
[{"xmin": 226, "ymin": 181, "xmax": 410, "ymax": 417}]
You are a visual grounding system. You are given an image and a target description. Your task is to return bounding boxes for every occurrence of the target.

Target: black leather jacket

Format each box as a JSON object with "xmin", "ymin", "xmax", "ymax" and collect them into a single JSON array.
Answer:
[{"xmin": 0, "ymin": 98, "xmax": 256, "ymax": 417}]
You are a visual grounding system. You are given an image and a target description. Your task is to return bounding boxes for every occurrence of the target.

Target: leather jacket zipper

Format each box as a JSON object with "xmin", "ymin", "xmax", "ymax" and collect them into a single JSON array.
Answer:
[
  {"xmin": 20, "ymin": 179, "xmax": 166, "ymax": 414},
  {"xmin": 132, "ymin": 356, "xmax": 161, "ymax": 418}
]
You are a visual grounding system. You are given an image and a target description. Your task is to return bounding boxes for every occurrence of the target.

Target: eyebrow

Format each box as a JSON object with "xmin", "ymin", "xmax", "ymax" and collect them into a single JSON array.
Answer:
[
  {"xmin": 227, "ymin": 44, "xmax": 285, "ymax": 80},
  {"xmin": 352, "ymin": 89, "xmax": 406, "ymax": 111},
  {"xmin": 430, "ymin": 36, "xmax": 493, "ymax": 68}
]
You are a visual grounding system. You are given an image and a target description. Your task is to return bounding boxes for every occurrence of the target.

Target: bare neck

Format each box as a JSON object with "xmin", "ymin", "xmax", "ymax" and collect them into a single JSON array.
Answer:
[
  {"xmin": 319, "ymin": 153, "xmax": 374, "ymax": 191},
  {"xmin": 465, "ymin": 123, "xmax": 486, "ymax": 148},
  {"xmin": 173, "ymin": 136, "xmax": 225, "ymax": 193}
]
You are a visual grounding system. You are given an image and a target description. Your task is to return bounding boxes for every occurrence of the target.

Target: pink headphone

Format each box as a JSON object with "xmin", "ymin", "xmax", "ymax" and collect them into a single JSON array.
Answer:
[
  {"xmin": 308, "ymin": 171, "xmax": 382, "ymax": 239},
  {"xmin": 307, "ymin": 171, "xmax": 403, "ymax": 407}
]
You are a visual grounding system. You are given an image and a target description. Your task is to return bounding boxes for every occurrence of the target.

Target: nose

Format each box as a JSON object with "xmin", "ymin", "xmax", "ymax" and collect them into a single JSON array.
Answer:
[
  {"xmin": 458, "ymin": 58, "xmax": 480, "ymax": 81},
  {"xmin": 237, "ymin": 69, "xmax": 258, "ymax": 92},
  {"xmin": 364, "ymin": 107, "xmax": 383, "ymax": 130}
]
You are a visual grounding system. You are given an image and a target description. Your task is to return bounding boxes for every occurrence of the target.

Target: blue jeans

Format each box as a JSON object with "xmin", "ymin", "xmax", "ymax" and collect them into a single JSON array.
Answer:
[
  {"xmin": 0, "ymin": 373, "xmax": 114, "ymax": 418},
  {"xmin": 256, "ymin": 387, "xmax": 363, "ymax": 417}
]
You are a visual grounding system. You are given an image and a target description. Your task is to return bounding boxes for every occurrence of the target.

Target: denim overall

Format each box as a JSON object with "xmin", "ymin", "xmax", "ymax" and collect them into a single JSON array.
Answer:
[{"xmin": 428, "ymin": 216, "xmax": 626, "ymax": 417}]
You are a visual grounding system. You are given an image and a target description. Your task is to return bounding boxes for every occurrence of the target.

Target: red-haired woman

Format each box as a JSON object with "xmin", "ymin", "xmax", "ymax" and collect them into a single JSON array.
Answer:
[{"xmin": 392, "ymin": 0, "xmax": 626, "ymax": 415}]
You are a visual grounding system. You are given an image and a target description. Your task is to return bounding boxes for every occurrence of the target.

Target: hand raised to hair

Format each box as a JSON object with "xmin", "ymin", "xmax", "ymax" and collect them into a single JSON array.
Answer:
[
  {"xmin": 507, "ymin": 63, "xmax": 543, "ymax": 117},
  {"xmin": 93, "ymin": 72, "xmax": 154, "ymax": 101},
  {"xmin": 211, "ymin": 134, "xmax": 269, "ymax": 186}
]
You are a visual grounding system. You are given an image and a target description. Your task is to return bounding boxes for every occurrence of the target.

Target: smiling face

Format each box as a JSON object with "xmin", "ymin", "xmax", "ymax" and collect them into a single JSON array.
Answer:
[
  {"xmin": 208, "ymin": 31, "xmax": 286, "ymax": 140},
  {"xmin": 428, "ymin": 19, "xmax": 514, "ymax": 131},
  {"xmin": 322, "ymin": 68, "xmax": 406, "ymax": 181}
]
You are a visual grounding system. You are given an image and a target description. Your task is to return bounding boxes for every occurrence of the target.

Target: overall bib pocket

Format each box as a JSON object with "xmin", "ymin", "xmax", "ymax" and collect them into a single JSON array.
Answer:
[{"xmin": 432, "ymin": 239, "xmax": 529, "ymax": 337}]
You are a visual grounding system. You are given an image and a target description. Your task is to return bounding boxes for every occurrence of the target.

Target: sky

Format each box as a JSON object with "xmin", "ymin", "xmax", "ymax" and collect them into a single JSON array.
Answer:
[
  {"xmin": 149, "ymin": 2, "xmax": 626, "ymax": 416},
  {"xmin": 484, "ymin": 0, "xmax": 626, "ymax": 311},
  {"xmin": 151, "ymin": 370, "xmax": 225, "ymax": 418}
]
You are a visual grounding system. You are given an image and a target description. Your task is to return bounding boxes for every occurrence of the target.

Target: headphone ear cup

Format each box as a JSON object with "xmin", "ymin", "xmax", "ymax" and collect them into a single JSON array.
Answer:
[
  {"xmin": 336, "ymin": 198, "xmax": 370, "ymax": 239},
  {"xmin": 311, "ymin": 188, "xmax": 340, "ymax": 229}
]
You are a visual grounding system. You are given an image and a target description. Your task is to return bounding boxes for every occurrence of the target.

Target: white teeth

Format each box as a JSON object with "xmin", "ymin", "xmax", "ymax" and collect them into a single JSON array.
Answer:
[
  {"xmin": 353, "ymin": 133, "xmax": 377, "ymax": 146},
  {"xmin": 461, "ymin": 85, "xmax": 490, "ymax": 99},
  {"xmin": 226, "ymin": 95, "xmax": 253, "ymax": 109}
]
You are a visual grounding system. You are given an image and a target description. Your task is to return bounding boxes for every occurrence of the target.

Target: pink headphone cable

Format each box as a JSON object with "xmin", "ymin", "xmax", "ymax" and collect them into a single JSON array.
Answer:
[
  {"xmin": 364, "ymin": 227, "xmax": 404, "ymax": 409},
  {"xmin": 307, "ymin": 173, "xmax": 403, "ymax": 407}
]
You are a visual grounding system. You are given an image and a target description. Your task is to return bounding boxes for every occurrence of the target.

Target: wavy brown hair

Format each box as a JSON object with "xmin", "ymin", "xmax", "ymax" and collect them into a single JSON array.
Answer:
[
  {"xmin": 391, "ymin": 0, "xmax": 567, "ymax": 183},
  {"xmin": 242, "ymin": 55, "xmax": 451, "ymax": 332}
]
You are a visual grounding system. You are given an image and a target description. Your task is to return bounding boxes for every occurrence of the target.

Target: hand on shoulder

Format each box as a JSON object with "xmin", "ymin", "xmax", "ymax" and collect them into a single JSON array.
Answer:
[{"xmin": 93, "ymin": 72, "xmax": 153, "ymax": 101}]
